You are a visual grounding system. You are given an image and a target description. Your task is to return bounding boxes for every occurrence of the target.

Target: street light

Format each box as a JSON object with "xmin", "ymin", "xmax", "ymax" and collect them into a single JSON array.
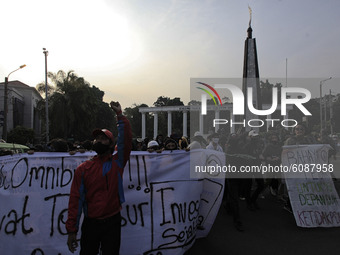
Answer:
[
  {"xmin": 43, "ymin": 48, "xmax": 49, "ymax": 143},
  {"xmin": 319, "ymin": 77, "xmax": 332, "ymax": 132},
  {"xmin": 2, "ymin": 64, "xmax": 26, "ymax": 141}
]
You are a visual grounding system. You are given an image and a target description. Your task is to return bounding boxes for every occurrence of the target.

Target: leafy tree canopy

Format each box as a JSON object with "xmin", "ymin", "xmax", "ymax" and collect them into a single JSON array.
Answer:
[{"xmin": 36, "ymin": 70, "xmax": 115, "ymax": 142}]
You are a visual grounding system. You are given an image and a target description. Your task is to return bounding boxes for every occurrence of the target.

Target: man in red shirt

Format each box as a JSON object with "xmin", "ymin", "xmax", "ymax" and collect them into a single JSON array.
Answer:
[{"xmin": 66, "ymin": 101, "xmax": 132, "ymax": 255}]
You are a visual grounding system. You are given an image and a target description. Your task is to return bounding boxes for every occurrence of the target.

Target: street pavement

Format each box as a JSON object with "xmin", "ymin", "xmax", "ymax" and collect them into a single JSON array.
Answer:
[{"xmin": 186, "ymin": 179, "xmax": 340, "ymax": 255}]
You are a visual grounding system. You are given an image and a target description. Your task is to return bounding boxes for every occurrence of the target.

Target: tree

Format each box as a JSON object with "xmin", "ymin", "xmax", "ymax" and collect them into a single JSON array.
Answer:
[
  {"xmin": 260, "ymin": 79, "xmax": 283, "ymax": 104},
  {"xmin": 36, "ymin": 70, "xmax": 115, "ymax": 142},
  {"xmin": 188, "ymin": 100, "xmax": 201, "ymax": 106},
  {"xmin": 153, "ymin": 96, "xmax": 184, "ymax": 137},
  {"xmin": 7, "ymin": 126, "xmax": 34, "ymax": 145},
  {"xmin": 124, "ymin": 103, "xmax": 153, "ymax": 138}
]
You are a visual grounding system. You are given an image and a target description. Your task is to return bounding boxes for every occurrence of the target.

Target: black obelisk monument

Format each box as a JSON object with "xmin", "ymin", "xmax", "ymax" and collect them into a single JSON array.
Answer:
[{"xmin": 242, "ymin": 7, "xmax": 262, "ymax": 131}]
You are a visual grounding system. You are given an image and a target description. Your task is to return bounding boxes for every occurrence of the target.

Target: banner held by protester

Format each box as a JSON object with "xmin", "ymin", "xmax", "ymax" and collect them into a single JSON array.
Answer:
[
  {"xmin": 0, "ymin": 150, "xmax": 224, "ymax": 255},
  {"xmin": 282, "ymin": 144, "xmax": 340, "ymax": 228}
]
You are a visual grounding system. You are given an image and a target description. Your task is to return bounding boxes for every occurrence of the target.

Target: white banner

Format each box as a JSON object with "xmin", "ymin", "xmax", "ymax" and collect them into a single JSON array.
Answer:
[
  {"xmin": 0, "ymin": 150, "xmax": 224, "ymax": 255},
  {"xmin": 282, "ymin": 144, "xmax": 340, "ymax": 227}
]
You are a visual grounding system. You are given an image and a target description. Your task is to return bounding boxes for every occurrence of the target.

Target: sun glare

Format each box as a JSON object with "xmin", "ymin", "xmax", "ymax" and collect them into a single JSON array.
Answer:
[
  {"xmin": 1, "ymin": 0, "xmax": 143, "ymax": 86},
  {"xmin": 62, "ymin": 1, "xmax": 143, "ymax": 72}
]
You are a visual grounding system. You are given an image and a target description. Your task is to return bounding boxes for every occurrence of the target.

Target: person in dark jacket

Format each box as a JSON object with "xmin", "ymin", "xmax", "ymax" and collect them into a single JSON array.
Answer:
[
  {"xmin": 262, "ymin": 133, "xmax": 282, "ymax": 196},
  {"xmin": 241, "ymin": 130, "xmax": 265, "ymax": 211},
  {"xmin": 66, "ymin": 101, "xmax": 132, "ymax": 255},
  {"xmin": 224, "ymin": 132, "xmax": 248, "ymax": 231}
]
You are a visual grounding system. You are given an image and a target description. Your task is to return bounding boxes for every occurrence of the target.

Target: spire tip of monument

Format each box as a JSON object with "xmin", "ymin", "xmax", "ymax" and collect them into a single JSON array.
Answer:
[{"xmin": 247, "ymin": 5, "xmax": 253, "ymax": 38}]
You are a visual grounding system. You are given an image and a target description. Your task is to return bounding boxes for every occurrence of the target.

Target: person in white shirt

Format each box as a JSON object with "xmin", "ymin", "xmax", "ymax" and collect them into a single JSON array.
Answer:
[
  {"xmin": 206, "ymin": 133, "xmax": 224, "ymax": 152},
  {"xmin": 188, "ymin": 131, "xmax": 207, "ymax": 150}
]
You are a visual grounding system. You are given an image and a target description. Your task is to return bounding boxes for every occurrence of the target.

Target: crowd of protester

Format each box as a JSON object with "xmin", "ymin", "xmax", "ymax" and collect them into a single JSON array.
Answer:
[
  {"xmin": 1, "ymin": 123, "xmax": 338, "ymax": 233},
  {"xmin": 196, "ymin": 123, "xmax": 338, "ymax": 232},
  {"xmin": 126, "ymin": 124, "xmax": 337, "ymax": 232}
]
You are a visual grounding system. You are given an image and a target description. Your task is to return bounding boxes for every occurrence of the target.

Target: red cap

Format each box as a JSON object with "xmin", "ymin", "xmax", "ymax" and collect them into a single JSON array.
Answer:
[{"xmin": 92, "ymin": 129, "xmax": 114, "ymax": 143}]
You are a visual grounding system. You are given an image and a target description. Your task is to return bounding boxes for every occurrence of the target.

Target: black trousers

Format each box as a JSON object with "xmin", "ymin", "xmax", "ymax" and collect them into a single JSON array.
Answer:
[
  {"xmin": 225, "ymin": 178, "xmax": 243, "ymax": 222},
  {"xmin": 244, "ymin": 176, "xmax": 264, "ymax": 205},
  {"xmin": 80, "ymin": 212, "xmax": 121, "ymax": 255}
]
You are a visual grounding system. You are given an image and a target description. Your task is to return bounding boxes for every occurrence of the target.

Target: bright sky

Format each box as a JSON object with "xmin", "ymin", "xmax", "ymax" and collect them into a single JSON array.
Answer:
[{"xmin": 1, "ymin": 0, "xmax": 340, "ymax": 108}]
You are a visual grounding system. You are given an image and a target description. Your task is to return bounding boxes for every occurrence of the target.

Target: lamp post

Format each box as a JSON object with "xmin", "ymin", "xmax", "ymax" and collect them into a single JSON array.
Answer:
[
  {"xmin": 329, "ymin": 89, "xmax": 334, "ymax": 135},
  {"xmin": 43, "ymin": 48, "xmax": 49, "ymax": 143},
  {"xmin": 319, "ymin": 77, "xmax": 332, "ymax": 132},
  {"xmin": 2, "ymin": 64, "xmax": 26, "ymax": 141}
]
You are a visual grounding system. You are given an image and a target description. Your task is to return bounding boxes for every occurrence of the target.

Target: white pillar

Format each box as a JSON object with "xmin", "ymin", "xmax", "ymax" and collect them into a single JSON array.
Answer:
[
  {"xmin": 267, "ymin": 114, "xmax": 271, "ymax": 131},
  {"xmin": 142, "ymin": 113, "xmax": 146, "ymax": 139},
  {"xmin": 231, "ymin": 112, "xmax": 235, "ymax": 133},
  {"xmin": 183, "ymin": 111, "xmax": 187, "ymax": 137},
  {"xmin": 215, "ymin": 110, "xmax": 220, "ymax": 133},
  {"xmin": 199, "ymin": 111, "xmax": 204, "ymax": 134},
  {"xmin": 167, "ymin": 111, "xmax": 172, "ymax": 137},
  {"xmin": 284, "ymin": 111, "xmax": 289, "ymax": 130},
  {"xmin": 153, "ymin": 113, "xmax": 158, "ymax": 139}
]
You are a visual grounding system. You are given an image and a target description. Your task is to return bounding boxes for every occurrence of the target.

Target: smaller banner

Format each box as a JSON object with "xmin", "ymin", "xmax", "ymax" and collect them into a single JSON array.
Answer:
[{"xmin": 282, "ymin": 144, "xmax": 340, "ymax": 228}]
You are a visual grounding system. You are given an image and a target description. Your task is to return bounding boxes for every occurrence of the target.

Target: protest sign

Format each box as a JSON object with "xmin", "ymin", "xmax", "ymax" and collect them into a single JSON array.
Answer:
[
  {"xmin": 282, "ymin": 144, "xmax": 340, "ymax": 227},
  {"xmin": 0, "ymin": 150, "xmax": 224, "ymax": 255}
]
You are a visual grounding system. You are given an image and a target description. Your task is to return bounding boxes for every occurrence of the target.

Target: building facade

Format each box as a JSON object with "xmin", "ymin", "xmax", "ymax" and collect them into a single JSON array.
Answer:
[{"xmin": 0, "ymin": 80, "xmax": 42, "ymax": 141}]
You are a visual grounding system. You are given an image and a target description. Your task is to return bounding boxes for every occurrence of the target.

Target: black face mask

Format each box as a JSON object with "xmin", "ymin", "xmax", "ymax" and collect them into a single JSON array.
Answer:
[
  {"xmin": 181, "ymin": 141, "xmax": 188, "ymax": 148},
  {"xmin": 93, "ymin": 142, "xmax": 110, "ymax": 155}
]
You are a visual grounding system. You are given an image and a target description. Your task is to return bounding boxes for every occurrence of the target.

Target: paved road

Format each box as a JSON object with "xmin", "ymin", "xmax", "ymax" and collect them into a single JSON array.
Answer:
[{"xmin": 186, "ymin": 179, "xmax": 340, "ymax": 255}]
